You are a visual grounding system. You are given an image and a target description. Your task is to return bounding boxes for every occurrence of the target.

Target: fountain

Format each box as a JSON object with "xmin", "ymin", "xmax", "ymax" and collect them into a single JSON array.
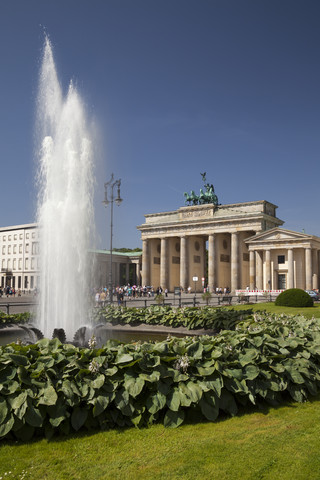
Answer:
[{"xmin": 35, "ymin": 36, "xmax": 95, "ymax": 340}]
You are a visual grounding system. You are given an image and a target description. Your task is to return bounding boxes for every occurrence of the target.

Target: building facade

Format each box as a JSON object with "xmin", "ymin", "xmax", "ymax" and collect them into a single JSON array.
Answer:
[
  {"xmin": 0, "ymin": 223, "xmax": 40, "ymax": 291},
  {"xmin": 92, "ymin": 249, "xmax": 142, "ymax": 288},
  {"xmin": 0, "ymin": 223, "xmax": 142, "ymax": 291},
  {"xmin": 137, "ymin": 200, "xmax": 320, "ymax": 292}
]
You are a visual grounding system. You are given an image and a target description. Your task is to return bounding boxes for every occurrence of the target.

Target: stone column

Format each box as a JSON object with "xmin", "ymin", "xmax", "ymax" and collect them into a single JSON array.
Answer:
[
  {"xmin": 265, "ymin": 250, "xmax": 271, "ymax": 290},
  {"xmin": 312, "ymin": 249, "xmax": 318, "ymax": 290},
  {"xmin": 231, "ymin": 232, "xmax": 239, "ymax": 292},
  {"xmin": 180, "ymin": 236, "xmax": 188, "ymax": 292},
  {"xmin": 305, "ymin": 247, "xmax": 312, "ymax": 290},
  {"xmin": 249, "ymin": 250, "xmax": 255, "ymax": 290},
  {"xmin": 288, "ymin": 249, "xmax": 294, "ymax": 289},
  {"xmin": 256, "ymin": 251, "xmax": 263, "ymax": 290},
  {"xmin": 135, "ymin": 262, "xmax": 141, "ymax": 286},
  {"xmin": 160, "ymin": 237, "xmax": 168, "ymax": 289},
  {"xmin": 208, "ymin": 234, "xmax": 216, "ymax": 292},
  {"xmin": 141, "ymin": 239, "xmax": 150, "ymax": 287}
]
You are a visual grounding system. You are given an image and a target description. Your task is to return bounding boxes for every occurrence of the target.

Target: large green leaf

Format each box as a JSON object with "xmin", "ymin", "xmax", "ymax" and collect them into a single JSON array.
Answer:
[
  {"xmin": 245, "ymin": 364, "xmax": 260, "ymax": 380},
  {"xmin": 8, "ymin": 391, "xmax": 27, "ymax": 410},
  {"xmin": 71, "ymin": 407, "xmax": 88, "ymax": 431},
  {"xmin": 146, "ymin": 391, "xmax": 166, "ymax": 414},
  {"xmin": 25, "ymin": 403, "xmax": 43, "ymax": 427},
  {"xmin": 0, "ymin": 366, "xmax": 17, "ymax": 383},
  {"xmin": 124, "ymin": 375, "xmax": 145, "ymax": 398},
  {"xmin": 219, "ymin": 390, "xmax": 238, "ymax": 416},
  {"xmin": 238, "ymin": 349, "xmax": 258, "ymax": 366},
  {"xmin": 199, "ymin": 393, "xmax": 219, "ymax": 421},
  {"xmin": 92, "ymin": 394, "xmax": 111, "ymax": 417},
  {"xmin": 166, "ymin": 388, "xmax": 181, "ymax": 412},
  {"xmin": 114, "ymin": 353, "xmax": 134, "ymax": 365},
  {"xmin": 163, "ymin": 409, "xmax": 185, "ymax": 428},
  {"xmin": 38, "ymin": 385, "xmax": 58, "ymax": 406},
  {"xmin": 0, "ymin": 415, "xmax": 15, "ymax": 438},
  {"xmin": 0, "ymin": 398, "xmax": 8, "ymax": 423},
  {"xmin": 8, "ymin": 354, "xmax": 29, "ymax": 366},
  {"xmin": 186, "ymin": 381, "xmax": 203, "ymax": 402}
]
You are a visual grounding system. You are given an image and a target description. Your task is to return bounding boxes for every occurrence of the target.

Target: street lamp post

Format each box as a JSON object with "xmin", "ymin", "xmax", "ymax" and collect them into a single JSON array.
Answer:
[{"xmin": 103, "ymin": 174, "xmax": 123, "ymax": 304}]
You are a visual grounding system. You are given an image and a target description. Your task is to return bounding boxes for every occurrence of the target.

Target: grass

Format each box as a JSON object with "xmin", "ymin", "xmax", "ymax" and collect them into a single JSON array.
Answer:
[
  {"xmin": 229, "ymin": 302, "xmax": 320, "ymax": 319},
  {"xmin": 1, "ymin": 397, "xmax": 320, "ymax": 479}
]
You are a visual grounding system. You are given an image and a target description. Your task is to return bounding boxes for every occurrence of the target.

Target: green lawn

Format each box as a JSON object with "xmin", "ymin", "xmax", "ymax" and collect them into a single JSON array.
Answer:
[
  {"xmin": 1, "ymin": 396, "xmax": 320, "ymax": 480},
  {"xmin": 229, "ymin": 302, "xmax": 320, "ymax": 319}
]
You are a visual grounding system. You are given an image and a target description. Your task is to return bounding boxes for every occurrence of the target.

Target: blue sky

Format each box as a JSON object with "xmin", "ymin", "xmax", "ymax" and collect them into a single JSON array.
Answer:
[{"xmin": 1, "ymin": 0, "xmax": 320, "ymax": 248}]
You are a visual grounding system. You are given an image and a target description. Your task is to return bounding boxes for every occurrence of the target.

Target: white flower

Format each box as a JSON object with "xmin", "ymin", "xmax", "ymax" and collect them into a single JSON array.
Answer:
[
  {"xmin": 88, "ymin": 334, "xmax": 97, "ymax": 349},
  {"xmin": 175, "ymin": 354, "xmax": 190, "ymax": 373},
  {"xmin": 89, "ymin": 359, "xmax": 100, "ymax": 373}
]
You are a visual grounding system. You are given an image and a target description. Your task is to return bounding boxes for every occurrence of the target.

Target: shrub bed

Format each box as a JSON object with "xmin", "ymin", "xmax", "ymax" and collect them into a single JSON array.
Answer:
[
  {"xmin": 0, "ymin": 312, "xmax": 32, "ymax": 326},
  {"xmin": 94, "ymin": 305, "xmax": 253, "ymax": 332},
  {"xmin": 1, "ymin": 312, "xmax": 320, "ymax": 441}
]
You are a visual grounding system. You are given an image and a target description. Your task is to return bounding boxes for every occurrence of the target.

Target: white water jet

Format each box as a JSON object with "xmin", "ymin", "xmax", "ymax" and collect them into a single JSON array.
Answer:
[{"xmin": 36, "ymin": 37, "xmax": 95, "ymax": 340}]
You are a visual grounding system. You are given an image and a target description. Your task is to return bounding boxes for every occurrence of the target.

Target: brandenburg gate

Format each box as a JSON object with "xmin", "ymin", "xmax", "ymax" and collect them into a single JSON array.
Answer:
[{"xmin": 137, "ymin": 199, "xmax": 284, "ymax": 292}]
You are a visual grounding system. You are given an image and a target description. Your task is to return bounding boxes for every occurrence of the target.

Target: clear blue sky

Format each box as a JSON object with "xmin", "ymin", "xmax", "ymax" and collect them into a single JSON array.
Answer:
[{"xmin": 1, "ymin": 0, "xmax": 320, "ymax": 248}]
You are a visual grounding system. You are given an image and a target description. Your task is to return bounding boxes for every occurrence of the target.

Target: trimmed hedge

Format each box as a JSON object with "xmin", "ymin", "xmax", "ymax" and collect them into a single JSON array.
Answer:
[
  {"xmin": 275, "ymin": 288, "xmax": 313, "ymax": 307},
  {"xmin": 1, "ymin": 312, "xmax": 320, "ymax": 441}
]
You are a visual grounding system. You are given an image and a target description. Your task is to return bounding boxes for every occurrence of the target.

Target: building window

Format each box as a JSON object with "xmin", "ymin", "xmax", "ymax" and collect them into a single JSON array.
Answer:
[
  {"xmin": 278, "ymin": 274, "xmax": 286, "ymax": 289},
  {"xmin": 13, "ymin": 245, "xmax": 17, "ymax": 254},
  {"xmin": 8, "ymin": 235, "xmax": 11, "ymax": 241},
  {"xmin": 278, "ymin": 255, "xmax": 285, "ymax": 264},
  {"xmin": 3, "ymin": 236, "xmax": 6, "ymax": 241},
  {"xmin": 19, "ymin": 234, "xmax": 23, "ymax": 240},
  {"xmin": 32, "ymin": 242, "xmax": 39, "ymax": 255},
  {"xmin": 13, "ymin": 259, "xmax": 16, "ymax": 269},
  {"xmin": 25, "ymin": 244, "xmax": 29, "ymax": 253},
  {"xmin": 26, "ymin": 233, "xmax": 29, "ymax": 239},
  {"xmin": 31, "ymin": 258, "xmax": 35, "ymax": 270},
  {"xmin": 19, "ymin": 244, "xmax": 22, "ymax": 254},
  {"xmin": 14, "ymin": 234, "xmax": 17, "ymax": 240},
  {"xmin": 2, "ymin": 246, "xmax": 5, "ymax": 255},
  {"xmin": 18, "ymin": 259, "xmax": 22, "ymax": 270},
  {"xmin": 8, "ymin": 245, "xmax": 11, "ymax": 254},
  {"xmin": 25, "ymin": 258, "xmax": 29, "ymax": 270}
]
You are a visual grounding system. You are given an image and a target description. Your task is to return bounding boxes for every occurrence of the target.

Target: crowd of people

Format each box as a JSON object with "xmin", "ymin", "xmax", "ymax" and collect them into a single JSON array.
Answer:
[
  {"xmin": 0, "ymin": 286, "xmax": 22, "ymax": 297},
  {"xmin": 93, "ymin": 284, "xmax": 171, "ymax": 306}
]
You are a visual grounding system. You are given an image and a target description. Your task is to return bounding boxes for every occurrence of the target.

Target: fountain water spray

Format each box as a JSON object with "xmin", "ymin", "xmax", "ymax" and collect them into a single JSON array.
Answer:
[{"xmin": 36, "ymin": 36, "xmax": 95, "ymax": 340}]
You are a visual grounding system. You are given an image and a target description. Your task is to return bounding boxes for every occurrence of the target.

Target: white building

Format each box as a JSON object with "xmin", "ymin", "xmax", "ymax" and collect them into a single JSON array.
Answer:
[
  {"xmin": 0, "ymin": 223, "xmax": 40, "ymax": 291},
  {"xmin": 0, "ymin": 223, "xmax": 142, "ymax": 291}
]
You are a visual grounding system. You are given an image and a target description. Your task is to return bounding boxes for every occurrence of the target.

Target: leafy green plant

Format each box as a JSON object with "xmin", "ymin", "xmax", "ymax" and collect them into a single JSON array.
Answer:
[
  {"xmin": 275, "ymin": 288, "xmax": 313, "ymax": 307},
  {"xmin": 93, "ymin": 305, "xmax": 253, "ymax": 332},
  {"xmin": 1, "ymin": 312, "xmax": 320, "ymax": 441},
  {"xmin": 202, "ymin": 292, "xmax": 212, "ymax": 305},
  {"xmin": 0, "ymin": 312, "xmax": 33, "ymax": 325}
]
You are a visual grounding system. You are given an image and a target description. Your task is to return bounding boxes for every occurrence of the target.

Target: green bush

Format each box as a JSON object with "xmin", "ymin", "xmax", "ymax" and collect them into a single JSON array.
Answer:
[
  {"xmin": 275, "ymin": 288, "xmax": 313, "ymax": 307},
  {"xmin": 94, "ymin": 305, "xmax": 253, "ymax": 332},
  {"xmin": 1, "ymin": 312, "xmax": 320, "ymax": 441}
]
